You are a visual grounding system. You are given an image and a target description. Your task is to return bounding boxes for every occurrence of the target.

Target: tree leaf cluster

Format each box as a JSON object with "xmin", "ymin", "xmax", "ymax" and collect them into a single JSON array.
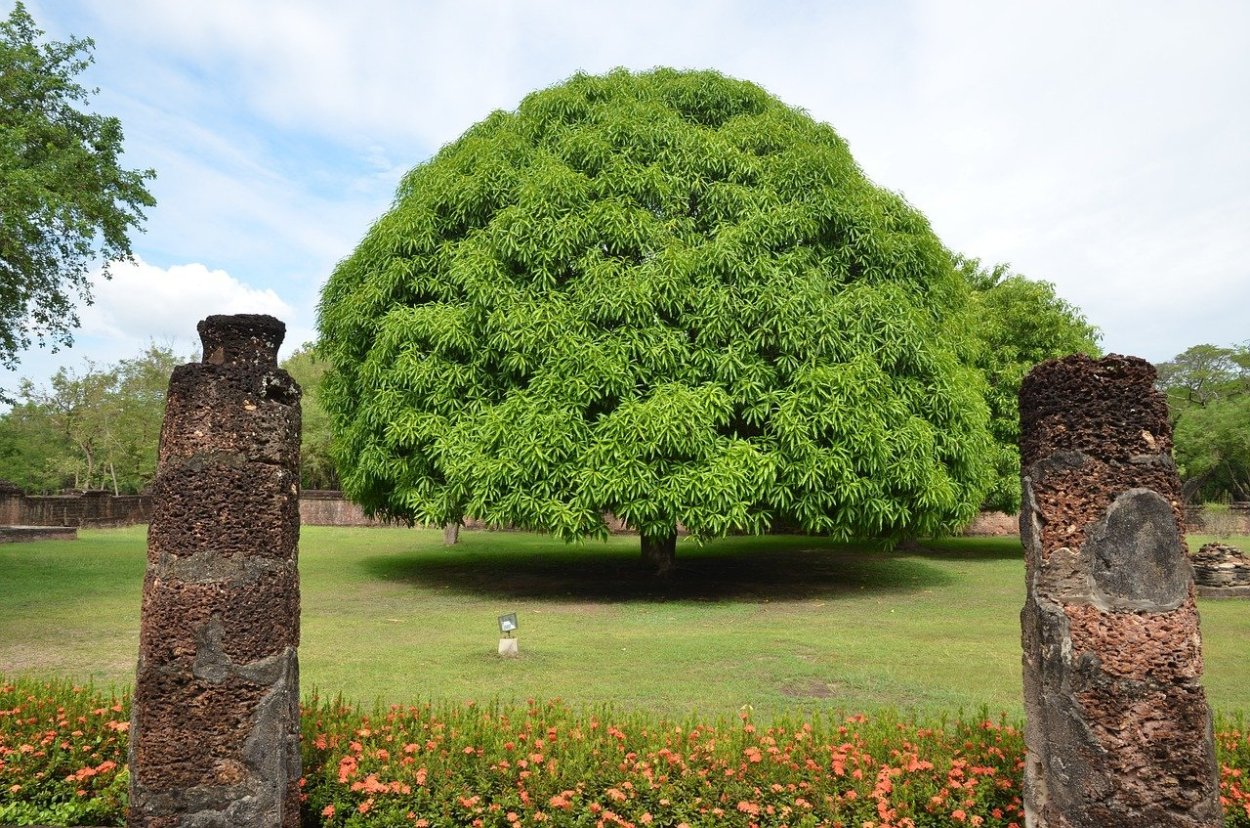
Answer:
[
  {"xmin": 1158, "ymin": 343, "xmax": 1250, "ymax": 502},
  {"xmin": 319, "ymin": 69, "xmax": 996, "ymax": 546},
  {"xmin": 958, "ymin": 257, "xmax": 1102, "ymax": 512},
  {"xmin": 0, "ymin": 2, "xmax": 155, "ymax": 383}
]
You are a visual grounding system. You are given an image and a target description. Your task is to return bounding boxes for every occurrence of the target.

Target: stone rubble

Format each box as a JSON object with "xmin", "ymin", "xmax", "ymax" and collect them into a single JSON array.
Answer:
[{"xmin": 1191, "ymin": 541, "xmax": 1250, "ymax": 597}]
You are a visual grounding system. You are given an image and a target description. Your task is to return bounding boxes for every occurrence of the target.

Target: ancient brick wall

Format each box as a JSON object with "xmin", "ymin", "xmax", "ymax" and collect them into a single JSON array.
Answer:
[
  {"xmin": 1018, "ymin": 354, "xmax": 1220, "ymax": 827},
  {"xmin": 1191, "ymin": 541, "xmax": 1250, "ymax": 598},
  {"xmin": 129, "ymin": 315, "xmax": 302, "ymax": 828},
  {"xmin": 0, "ymin": 484, "xmax": 20, "ymax": 525},
  {"xmin": 17, "ymin": 492, "xmax": 153, "ymax": 527},
  {"xmin": 299, "ymin": 489, "xmax": 389, "ymax": 526}
]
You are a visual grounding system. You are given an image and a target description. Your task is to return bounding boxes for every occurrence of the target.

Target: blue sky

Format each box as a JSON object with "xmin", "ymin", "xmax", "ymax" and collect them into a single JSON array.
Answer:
[{"xmin": 5, "ymin": 0, "xmax": 1248, "ymax": 394}]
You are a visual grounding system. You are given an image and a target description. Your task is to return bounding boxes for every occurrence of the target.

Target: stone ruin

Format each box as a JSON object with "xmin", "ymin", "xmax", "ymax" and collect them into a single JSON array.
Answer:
[
  {"xmin": 1018, "ymin": 354, "xmax": 1220, "ymax": 827},
  {"xmin": 129, "ymin": 315, "xmax": 302, "ymax": 828},
  {"xmin": 1191, "ymin": 541, "xmax": 1250, "ymax": 598}
]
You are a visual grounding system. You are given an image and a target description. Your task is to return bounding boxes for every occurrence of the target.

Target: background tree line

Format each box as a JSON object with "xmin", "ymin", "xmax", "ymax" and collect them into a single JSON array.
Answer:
[
  {"xmin": 1156, "ymin": 343, "xmax": 1250, "ymax": 503},
  {"xmin": 0, "ymin": 343, "xmax": 338, "ymax": 494},
  {"xmin": 0, "ymin": 261, "xmax": 1088, "ymax": 502},
  {"xmin": 1, "ymin": 281, "xmax": 1240, "ymax": 509}
]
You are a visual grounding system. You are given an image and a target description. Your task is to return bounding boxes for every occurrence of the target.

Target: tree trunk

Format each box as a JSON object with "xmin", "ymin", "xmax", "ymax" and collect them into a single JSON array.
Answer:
[
  {"xmin": 443, "ymin": 521, "xmax": 461, "ymax": 546},
  {"xmin": 640, "ymin": 530, "xmax": 677, "ymax": 576},
  {"xmin": 82, "ymin": 444, "xmax": 94, "ymax": 490}
]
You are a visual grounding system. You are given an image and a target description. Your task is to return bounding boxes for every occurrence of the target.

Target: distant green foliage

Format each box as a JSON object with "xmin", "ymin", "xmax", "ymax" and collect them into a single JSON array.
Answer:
[
  {"xmin": 959, "ymin": 258, "xmax": 1101, "ymax": 512},
  {"xmin": 281, "ymin": 343, "xmax": 339, "ymax": 490},
  {"xmin": 0, "ymin": 343, "xmax": 180, "ymax": 493},
  {"xmin": 1159, "ymin": 343, "xmax": 1250, "ymax": 502},
  {"xmin": 0, "ymin": 3, "xmax": 155, "ymax": 385},
  {"xmin": 318, "ymin": 68, "xmax": 993, "ymax": 550}
]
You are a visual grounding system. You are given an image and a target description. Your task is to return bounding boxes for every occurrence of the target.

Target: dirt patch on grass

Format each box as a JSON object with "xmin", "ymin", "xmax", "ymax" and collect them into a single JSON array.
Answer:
[
  {"xmin": 0, "ymin": 642, "xmax": 135, "ymax": 683},
  {"xmin": 779, "ymin": 679, "xmax": 842, "ymax": 699}
]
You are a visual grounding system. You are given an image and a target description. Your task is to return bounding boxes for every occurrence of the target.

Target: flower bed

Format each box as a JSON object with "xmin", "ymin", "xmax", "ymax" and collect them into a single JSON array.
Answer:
[{"xmin": 2, "ymin": 677, "xmax": 1248, "ymax": 827}]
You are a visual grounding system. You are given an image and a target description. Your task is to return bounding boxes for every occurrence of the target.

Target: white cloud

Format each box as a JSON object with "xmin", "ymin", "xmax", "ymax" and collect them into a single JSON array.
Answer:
[
  {"xmin": 0, "ymin": 258, "xmax": 313, "ymax": 404},
  {"xmin": 78, "ymin": 257, "xmax": 296, "ymax": 349}
]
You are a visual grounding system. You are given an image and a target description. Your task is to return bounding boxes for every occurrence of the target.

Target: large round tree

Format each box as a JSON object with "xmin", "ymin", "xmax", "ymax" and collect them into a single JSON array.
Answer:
[{"xmin": 318, "ymin": 68, "xmax": 993, "ymax": 572}]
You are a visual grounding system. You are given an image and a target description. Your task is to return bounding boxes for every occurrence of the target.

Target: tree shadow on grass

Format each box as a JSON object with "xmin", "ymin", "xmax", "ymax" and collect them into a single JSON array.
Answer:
[
  {"xmin": 905, "ymin": 536, "xmax": 1025, "ymax": 562},
  {"xmin": 360, "ymin": 534, "xmax": 955, "ymax": 603}
]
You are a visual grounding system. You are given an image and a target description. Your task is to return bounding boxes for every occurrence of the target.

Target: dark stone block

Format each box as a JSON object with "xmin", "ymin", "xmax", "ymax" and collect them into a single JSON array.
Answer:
[
  {"xmin": 130, "ymin": 671, "xmax": 270, "ymax": 789},
  {"xmin": 1085, "ymin": 489, "xmax": 1190, "ymax": 610},
  {"xmin": 160, "ymin": 364, "xmax": 301, "ymax": 468},
  {"xmin": 138, "ymin": 566, "xmax": 299, "ymax": 667},
  {"xmin": 1019, "ymin": 354, "xmax": 1171, "ymax": 468},
  {"xmin": 197, "ymin": 314, "xmax": 285, "ymax": 368}
]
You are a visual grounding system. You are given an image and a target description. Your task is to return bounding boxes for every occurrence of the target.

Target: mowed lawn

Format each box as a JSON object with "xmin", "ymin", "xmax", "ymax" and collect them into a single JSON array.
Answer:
[{"xmin": 2, "ymin": 525, "xmax": 1247, "ymax": 719}]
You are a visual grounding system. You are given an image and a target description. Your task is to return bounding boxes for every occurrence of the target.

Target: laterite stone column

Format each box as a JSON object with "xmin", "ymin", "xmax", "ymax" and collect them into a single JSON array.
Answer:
[
  {"xmin": 129, "ymin": 315, "xmax": 302, "ymax": 828},
  {"xmin": 1018, "ymin": 354, "xmax": 1219, "ymax": 827}
]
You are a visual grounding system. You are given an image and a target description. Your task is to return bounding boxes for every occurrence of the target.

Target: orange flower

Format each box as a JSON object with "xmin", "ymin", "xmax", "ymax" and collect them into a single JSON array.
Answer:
[{"xmin": 321, "ymin": 804, "xmax": 335, "ymax": 818}]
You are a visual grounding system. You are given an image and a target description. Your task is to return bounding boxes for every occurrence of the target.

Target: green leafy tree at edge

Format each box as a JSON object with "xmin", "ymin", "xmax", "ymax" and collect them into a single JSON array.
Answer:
[{"xmin": 0, "ymin": 2, "xmax": 155, "ymax": 394}]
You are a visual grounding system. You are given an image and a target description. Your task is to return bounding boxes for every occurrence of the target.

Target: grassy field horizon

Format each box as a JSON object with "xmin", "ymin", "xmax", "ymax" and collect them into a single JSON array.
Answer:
[{"xmin": 2, "ymin": 525, "xmax": 1247, "ymax": 720}]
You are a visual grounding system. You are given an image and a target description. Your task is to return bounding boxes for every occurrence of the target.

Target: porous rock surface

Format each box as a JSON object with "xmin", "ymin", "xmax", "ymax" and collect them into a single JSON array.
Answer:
[
  {"xmin": 129, "ymin": 314, "xmax": 302, "ymax": 828},
  {"xmin": 1018, "ymin": 354, "xmax": 1220, "ymax": 827}
]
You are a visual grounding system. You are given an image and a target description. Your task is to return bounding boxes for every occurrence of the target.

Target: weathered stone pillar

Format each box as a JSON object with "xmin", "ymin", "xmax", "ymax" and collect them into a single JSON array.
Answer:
[
  {"xmin": 1018, "ymin": 354, "xmax": 1220, "ymax": 827},
  {"xmin": 129, "ymin": 314, "xmax": 302, "ymax": 828}
]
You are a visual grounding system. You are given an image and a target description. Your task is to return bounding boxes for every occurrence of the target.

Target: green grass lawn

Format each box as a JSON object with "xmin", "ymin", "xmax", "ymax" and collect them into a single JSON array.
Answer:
[{"xmin": 2, "ymin": 525, "xmax": 1247, "ymax": 719}]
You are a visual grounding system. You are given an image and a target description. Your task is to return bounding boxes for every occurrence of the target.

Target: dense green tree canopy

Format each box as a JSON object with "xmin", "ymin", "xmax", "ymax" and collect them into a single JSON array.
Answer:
[
  {"xmin": 0, "ymin": 2, "xmax": 155, "ymax": 380},
  {"xmin": 958, "ymin": 258, "xmax": 1101, "ymax": 512},
  {"xmin": 318, "ymin": 68, "xmax": 994, "ymax": 569}
]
